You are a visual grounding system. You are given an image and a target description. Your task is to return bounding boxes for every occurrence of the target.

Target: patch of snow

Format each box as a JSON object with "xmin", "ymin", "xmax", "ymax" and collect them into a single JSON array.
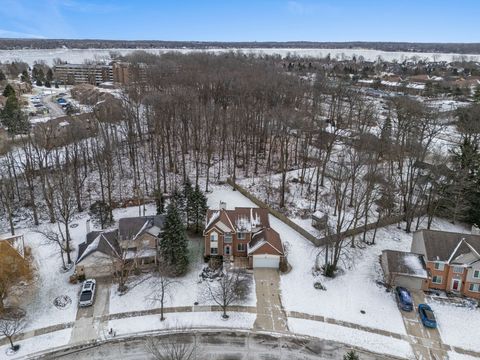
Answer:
[
  {"xmin": 428, "ymin": 301, "xmax": 480, "ymax": 351},
  {"xmin": 288, "ymin": 318, "xmax": 414, "ymax": 359},
  {"xmin": 109, "ymin": 312, "xmax": 256, "ymax": 336},
  {"xmin": 403, "ymin": 254, "xmax": 428, "ymax": 277},
  {"xmin": 0, "ymin": 328, "xmax": 72, "ymax": 359}
]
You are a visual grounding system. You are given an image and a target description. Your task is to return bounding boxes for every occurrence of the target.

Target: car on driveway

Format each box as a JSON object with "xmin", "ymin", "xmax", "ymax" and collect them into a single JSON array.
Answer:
[
  {"xmin": 395, "ymin": 286, "xmax": 413, "ymax": 311},
  {"xmin": 418, "ymin": 303, "xmax": 437, "ymax": 328},
  {"xmin": 79, "ymin": 279, "xmax": 96, "ymax": 307}
]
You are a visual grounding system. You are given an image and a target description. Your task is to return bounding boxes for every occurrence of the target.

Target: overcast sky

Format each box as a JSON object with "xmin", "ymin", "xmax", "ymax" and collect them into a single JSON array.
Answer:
[{"xmin": 0, "ymin": 0, "xmax": 478, "ymax": 42}]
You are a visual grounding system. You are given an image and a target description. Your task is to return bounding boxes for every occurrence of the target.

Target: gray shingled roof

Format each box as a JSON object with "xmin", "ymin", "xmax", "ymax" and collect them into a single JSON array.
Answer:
[
  {"xmin": 421, "ymin": 230, "xmax": 480, "ymax": 262},
  {"xmin": 118, "ymin": 215, "xmax": 165, "ymax": 240},
  {"xmin": 383, "ymin": 250, "xmax": 428, "ymax": 278},
  {"xmin": 76, "ymin": 229, "xmax": 120, "ymax": 263}
]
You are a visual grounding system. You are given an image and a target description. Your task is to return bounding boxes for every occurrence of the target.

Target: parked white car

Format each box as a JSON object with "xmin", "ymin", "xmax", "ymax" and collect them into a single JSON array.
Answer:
[{"xmin": 79, "ymin": 279, "xmax": 96, "ymax": 307}]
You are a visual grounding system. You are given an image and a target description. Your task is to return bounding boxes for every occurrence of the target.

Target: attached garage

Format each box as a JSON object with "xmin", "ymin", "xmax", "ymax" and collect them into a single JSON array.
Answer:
[
  {"xmin": 252, "ymin": 254, "xmax": 280, "ymax": 268},
  {"xmin": 381, "ymin": 250, "xmax": 428, "ymax": 291},
  {"xmin": 248, "ymin": 228, "xmax": 284, "ymax": 269}
]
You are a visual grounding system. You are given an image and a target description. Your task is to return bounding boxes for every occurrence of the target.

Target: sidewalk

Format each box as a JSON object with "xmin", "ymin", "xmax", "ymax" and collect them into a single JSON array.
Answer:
[{"xmin": 2, "ymin": 304, "xmax": 479, "ymax": 359}]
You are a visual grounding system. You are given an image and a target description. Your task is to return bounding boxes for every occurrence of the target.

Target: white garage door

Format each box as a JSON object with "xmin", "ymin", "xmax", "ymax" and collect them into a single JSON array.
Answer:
[{"xmin": 252, "ymin": 254, "xmax": 280, "ymax": 268}]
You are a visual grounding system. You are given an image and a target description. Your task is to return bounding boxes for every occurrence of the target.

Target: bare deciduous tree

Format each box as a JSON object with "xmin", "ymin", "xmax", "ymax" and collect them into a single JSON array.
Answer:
[{"xmin": 206, "ymin": 270, "xmax": 249, "ymax": 319}]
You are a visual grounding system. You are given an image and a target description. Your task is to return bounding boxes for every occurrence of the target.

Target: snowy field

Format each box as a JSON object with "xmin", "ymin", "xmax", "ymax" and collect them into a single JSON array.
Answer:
[
  {"xmin": 288, "ymin": 318, "xmax": 414, "ymax": 359},
  {"xmin": 1, "ymin": 47, "xmax": 479, "ymax": 66},
  {"xmin": 109, "ymin": 312, "xmax": 256, "ymax": 336},
  {"xmin": 428, "ymin": 301, "xmax": 480, "ymax": 351}
]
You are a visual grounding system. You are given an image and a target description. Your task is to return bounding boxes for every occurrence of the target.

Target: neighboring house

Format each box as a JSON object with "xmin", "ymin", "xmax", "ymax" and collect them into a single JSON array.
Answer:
[
  {"xmin": 76, "ymin": 215, "xmax": 165, "ymax": 278},
  {"xmin": 381, "ymin": 250, "xmax": 428, "ymax": 290},
  {"xmin": 204, "ymin": 203, "xmax": 284, "ymax": 269},
  {"xmin": 412, "ymin": 229, "xmax": 480, "ymax": 299}
]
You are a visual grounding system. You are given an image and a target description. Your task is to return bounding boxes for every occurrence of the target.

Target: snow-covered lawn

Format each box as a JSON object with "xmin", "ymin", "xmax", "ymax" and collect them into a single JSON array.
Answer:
[
  {"xmin": 109, "ymin": 312, "xmax": 256, "ymax": 336},
  {"xmin": 448, "ymin": 352, "xmax": 480, "ymax": 360},
  {"xmin": 0, "ymin": 328, "xmax": 72, "ymax": 360},
  {"xmin": 428, "ymin": 301, "xmax": 480, "ymax": 351},
  {"xmin": 288, "ymin": 318, "xmax": 414, "ymax": 359}
]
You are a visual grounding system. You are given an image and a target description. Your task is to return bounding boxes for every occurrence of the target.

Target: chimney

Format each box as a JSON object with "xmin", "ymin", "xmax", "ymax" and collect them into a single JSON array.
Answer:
[{"xmin": 219, "ymin": 201, "xmax": 227, "ymax": 210}]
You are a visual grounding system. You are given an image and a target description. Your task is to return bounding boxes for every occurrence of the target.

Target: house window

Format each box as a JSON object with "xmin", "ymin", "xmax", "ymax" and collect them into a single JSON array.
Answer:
[
  {"xmin": 237, "ymin": 243, "xmax": 246, "ymax": 252},
  {"xmin": 434, "ymin": 262, "xmax": 445, "ymax": 271},
  {"xmin": 210, "ymin": 232, "xmax": 218, "ymax": 242},
  {"xmin": 453, "ymin": 266, "xmax": 464, "ymax": 274},
  {"xmin": 224, "ymin": 233, "xmax": 232, "ymax": 243},
  {"xmin": 211, "ymin": 247, "xmax": 218, "ymax": 255},
  {"xmin": 432, "ymin": 275, "xmax": 443, "ymax": 284},
  {"xmin": 469, "ymin": 283, "xmax": 480, "ymax": 292},
  {"xmin": 474, "ymin": 270, "xmax": 480, "ymax": 279},
  {"xmin": 237, "ymin": 232, "xmax": 246, "ymax": 240}
]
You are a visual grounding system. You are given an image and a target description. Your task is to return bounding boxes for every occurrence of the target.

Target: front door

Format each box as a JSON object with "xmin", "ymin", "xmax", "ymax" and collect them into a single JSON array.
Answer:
[
  {"xmin": 224, "ymin": 245, "xmax": 231, "ymax": 256},
  {"xmin": 451, "ymin": 278, "xmax": 462, "ymax": 292}
]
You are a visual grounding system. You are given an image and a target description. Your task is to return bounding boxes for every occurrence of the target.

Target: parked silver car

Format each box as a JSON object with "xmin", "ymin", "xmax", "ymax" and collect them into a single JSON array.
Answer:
[{"xmin": 79, "ymin": 279, "xmax": 96, "ymax": 307}]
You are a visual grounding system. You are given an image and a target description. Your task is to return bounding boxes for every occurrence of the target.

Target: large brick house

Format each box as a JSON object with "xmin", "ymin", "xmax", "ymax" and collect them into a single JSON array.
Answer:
[
  {"xmin": 204, "ymin": 203, "xmax": 284, "ymax": 269},
  {"xmin": 411, "ymin": 229, "xmax": 480, "ymax": 299}
]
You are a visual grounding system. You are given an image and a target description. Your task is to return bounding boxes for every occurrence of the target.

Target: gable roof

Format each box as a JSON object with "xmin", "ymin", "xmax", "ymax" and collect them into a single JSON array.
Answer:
[
  {"xmin": 248, "ymin": 228, "xmax": 284, "ymax": 256},
  {"xmin": 205, "ymin": 207, "xmax": 269, "ymax": 233},
  {"xmin": 118, "ymin": 215, "xmax": 165, "ymax": 240},
  {"xmin": 419, "ymin": 229, "xmax": 480, "ymax": 263},
  {"xmin": 76, "ymin": 229, "xmax": 120, "ymax": 264}
]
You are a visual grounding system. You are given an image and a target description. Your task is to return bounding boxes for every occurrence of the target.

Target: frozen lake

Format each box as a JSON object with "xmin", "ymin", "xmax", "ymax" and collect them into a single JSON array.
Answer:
[{"xmin": 1, "ymin": 47, "xmax": 479, "ymax": 66}]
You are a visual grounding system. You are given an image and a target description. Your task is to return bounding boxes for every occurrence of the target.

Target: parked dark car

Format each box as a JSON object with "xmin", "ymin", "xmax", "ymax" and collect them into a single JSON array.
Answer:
[
  {"xmin": 418, "ymin": 303, "xmax": 437, "ymax": 328},
  {"xmin": 395, "ymin": 286, "xmax": 413, "ymax": 312}
]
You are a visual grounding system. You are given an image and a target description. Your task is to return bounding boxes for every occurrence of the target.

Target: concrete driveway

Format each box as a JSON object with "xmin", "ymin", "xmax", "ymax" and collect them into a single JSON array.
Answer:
[
  {"xmin": 69, "ymin": 284, "xmax": 111, "ymax": 344},
  {"xmin": 253, "ymin": 268, "xmax": 288, "ymax": 332},
  {"xmin": 400, "ymin": 291, "xmax": 448, "ymax": 360}
]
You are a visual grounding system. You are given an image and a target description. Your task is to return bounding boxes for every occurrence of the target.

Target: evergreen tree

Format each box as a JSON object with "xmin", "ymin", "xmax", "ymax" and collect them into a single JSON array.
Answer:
[
  {"xmin": 159, "ymin": 203, "xmax": 189, "ymax": 275},
  {"xmin": 2, "ymin": 84, "xmax": 15, "ymax": 97},
  {"xmin": 474, "ymin": 85, "xmax": 480, "ymax": 103},
  {"xmin": 0, "ymin": 94, "xmax": 29, "ymax": 135},
  {"xmin": 46, "ymin": 68, "xmax": 54, "ymax": 82},
  {"xmin": 35, "ymin": 79, "xmax": 43, "ymax": 87},
  {"xmin": 183, "ymin": 178, "xmax": 194, "ymax": 227},
  {"xmin": 171, "ymin": 187, "xmax": 186, "ymax": 222},
  {"xmin": 190, "ymin": 185, "xmax": 208, "ymax": 234},
  {"xmin": 0, "ymin": 70, "xmax": 5, "ymax": 81},
  {"xmin": 45, "ymin": 80, "xmax": 51, "ymax": 88},
  {"xmin": 343, "ymin": 350, "xmax": 359, "ymax": 360},
  {"xmin": 20, "ymin": 70, "xmax": 29, "ymax": 83}
]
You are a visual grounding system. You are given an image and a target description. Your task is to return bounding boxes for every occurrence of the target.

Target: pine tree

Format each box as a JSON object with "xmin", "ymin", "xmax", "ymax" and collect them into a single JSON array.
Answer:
[
  {"xmin": 0, "ymin": 70, "xmax": 6, "ymax": 81},
  {"xmin": 2, "ymin": 84, "xmax": 15, "ymax": 97},
  {"xmin": 191, "ymin": 185, "xmax": 208, "ymax": 234},
  {"xmin": 343, "ymin": 350, "xmax": 359, "ymax": 360},
  {"xmin": 183, "ymin": 179, "xmax": 194, "ymax": 228},
  {"xmin": 159, "ymin": 203, "xmax": 189, "ymax": 275},
  {"xmin": 20, "ymin": 70, "xmax": 29, "ymax": 83},
  {"xmin": 171, "ymin": 187, "xmax": 186, "ymax": 222},
  {"xmin": 0, "ymin": 94, "xmax": 29, "ymax": 135},
  {"xmin": 474, "ymin": 85, "xmax": 480, "ymax": 103},
  {"xmin": 46, "ymin": 68, "xmax": 54, "ymax": 82}
]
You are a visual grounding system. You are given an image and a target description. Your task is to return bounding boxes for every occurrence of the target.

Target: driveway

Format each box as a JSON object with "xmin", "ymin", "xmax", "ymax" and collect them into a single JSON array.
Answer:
[
  {"xmin": 400, "ymin": 291, "xmax": 448, "ymax": 360},
  {"xmin": 69, "ymin": 283, "xmax": 111, "ymax": 344},
  {"xmin": 253, "ymin": 268, "xmax": 288, "ymax": 332}
]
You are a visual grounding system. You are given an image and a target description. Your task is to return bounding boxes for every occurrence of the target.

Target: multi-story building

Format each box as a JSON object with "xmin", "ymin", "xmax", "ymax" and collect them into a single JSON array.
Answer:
[
  {"xmin": 203, "ymin": 203, "xmax": 284, "ymax": 269},
  {"xmin": 54, "ymin": 63, "xmax": 113, "ymax": 85},
  {"xmin": 412, "ymin": 229, "xmax": 480, "ymax": 299},
  {"xmin": 112, "ymin": 61, "xmax": 147, "ymax": 84}
]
